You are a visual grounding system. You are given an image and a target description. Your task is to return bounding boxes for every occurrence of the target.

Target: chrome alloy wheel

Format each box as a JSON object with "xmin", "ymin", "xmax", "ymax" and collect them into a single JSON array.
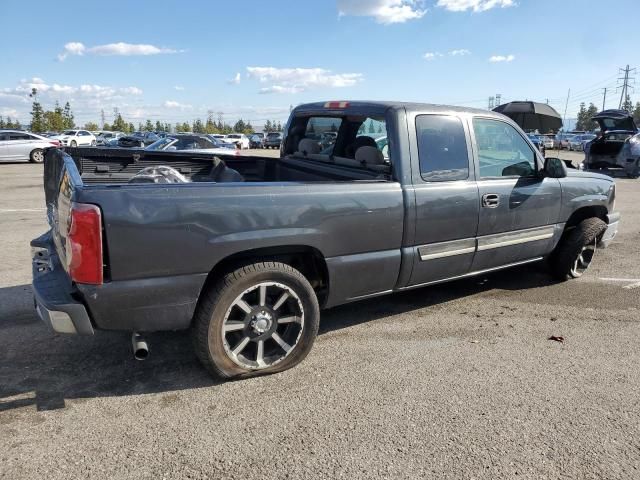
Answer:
[
  {"xmin": 221, "ymin": 282, "xmax": 304, "ymax": 370},
  {"xmin": 570, "ymin": 238, "xmax": 596, "ymax": 277}
]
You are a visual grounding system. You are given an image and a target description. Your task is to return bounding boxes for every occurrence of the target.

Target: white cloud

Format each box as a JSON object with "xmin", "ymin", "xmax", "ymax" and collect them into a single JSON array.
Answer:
[
  {"xmin": 228, "ymin": 72, "xmax": 241, "ymax": 85},
  {"xmin": 423, "ymin": 52, "xmax": 443, "ymax": 60},
  {"xmin": 337, "ymin": 0, "xmax": 426, "ymax": 24},
  {"xmin": 259, "ymin": 85, "xmax": 304, "ymax": 95},
  {"xmin": 57, "ymin": 41, "xmax": 183, "ymax": 61},
  {"xmin": 247, "ymin": 66, "xmax": 363, "ymax": 94},
  {"xmin": 163, "ymin": 100, "xmax": 192, "ymax": 109},
  {"xmin": 174, "ymin": 85, "xmax": 185, "ymax": 91},
  {"xmin": 120, "ymin": 86, "xmax": 144, "ymax": 95},
  {"xmin": 0, "ymin": 78, "xmax": 146, "ymax": 123},
  {"xmin": 489, "ymin": 54, "xmax": 515, "ymax": 62},
  {"xmin": 423, "ymin": 49, "xmax": 470, "ymax": 60},
  {"xmin": 436, "ymin": 0, "xmax": 514, "ymax": 12}
]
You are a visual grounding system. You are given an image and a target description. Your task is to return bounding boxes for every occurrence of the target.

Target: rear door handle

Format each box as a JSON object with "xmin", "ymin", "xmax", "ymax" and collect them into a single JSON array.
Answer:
[{"xmin": 482, "ymin": 193, "xmax": 500, "ymax": 208}]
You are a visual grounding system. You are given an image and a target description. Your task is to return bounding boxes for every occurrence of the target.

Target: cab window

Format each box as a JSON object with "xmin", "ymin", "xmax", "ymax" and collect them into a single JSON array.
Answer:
[
  {"xmin": 473, "ymin": 118, "xmax": 537, "ymax": 178},
  {"xmin": 416, "ymin": 115, "xmax": 469, "ymax": 182}
]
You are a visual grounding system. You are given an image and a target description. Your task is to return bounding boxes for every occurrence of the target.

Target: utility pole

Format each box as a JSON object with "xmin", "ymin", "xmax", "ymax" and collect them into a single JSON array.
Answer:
[
  {"xmin": 602, "ymin": 88, "xmax": 607, "ymax": 111},
  {"xmin": 617, "ymin": 64, "xmax": 636, "ymax": 109},
  {"xmin": 100, "ymin": 109, "xmax": 106, "ymax": 129},
  {"xmin": 562, "ymin": 88, "xmax": 570, "ymax": 131},
  {"xmin": 488, "ymin": 96, "xmax": 494, "ymax": 109},
  {"xmin": 495, "ymin": 93, "xmax": 502, "ymax": 106}
]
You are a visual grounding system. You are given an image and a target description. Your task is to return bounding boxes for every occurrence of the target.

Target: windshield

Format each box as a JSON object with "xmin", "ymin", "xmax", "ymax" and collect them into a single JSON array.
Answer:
[
  {"xmin": 145, "ymin": 138, "xmax": 175, "ymax": 151},
  {"xmin": 227, "ymin": 134, "xmax": 241, "ymax": 139},
  {"xmin": 63, "ymin": 130, "xmax": 77, "ymax": 135}
]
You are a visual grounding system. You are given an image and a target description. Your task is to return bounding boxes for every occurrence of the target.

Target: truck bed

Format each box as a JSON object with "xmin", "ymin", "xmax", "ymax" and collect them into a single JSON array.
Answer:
[{"xmin": 63, "ymin": 147, "xmax": 386, "ymax": 185}]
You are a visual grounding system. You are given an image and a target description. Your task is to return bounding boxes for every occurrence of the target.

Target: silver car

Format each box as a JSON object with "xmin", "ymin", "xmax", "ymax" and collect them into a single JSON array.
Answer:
[
  {"xmin": 0, "ymin": 130, "xmax": 60, "ymax": 163},
  {"xmin": 95, "ymin": 131, "xmax": 124, "ymax": 146}
]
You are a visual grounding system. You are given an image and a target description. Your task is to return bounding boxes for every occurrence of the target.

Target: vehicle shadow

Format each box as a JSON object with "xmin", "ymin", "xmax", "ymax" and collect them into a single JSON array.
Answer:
[{"xmin": 0, "ymin": 264, "xmax": 556, "ymax": 412}]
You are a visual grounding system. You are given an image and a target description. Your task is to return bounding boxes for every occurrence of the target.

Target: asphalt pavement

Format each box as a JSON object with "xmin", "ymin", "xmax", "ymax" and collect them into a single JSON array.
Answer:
[{"xmin": 1, "ymin": 150, "xmax": 639, "ymax": 480}]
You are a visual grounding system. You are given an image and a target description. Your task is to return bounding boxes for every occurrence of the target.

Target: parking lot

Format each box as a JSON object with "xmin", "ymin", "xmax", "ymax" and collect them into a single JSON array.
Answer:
[{"xmin": 1, "ymin": 150, "xmax": 639, "ymax": 479}]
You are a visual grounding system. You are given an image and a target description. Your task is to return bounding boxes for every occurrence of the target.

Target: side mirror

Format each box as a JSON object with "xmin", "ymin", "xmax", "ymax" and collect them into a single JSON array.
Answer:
[{"xmin": 543, "ymin": 157, "xmax": 567, "ymax": 178}]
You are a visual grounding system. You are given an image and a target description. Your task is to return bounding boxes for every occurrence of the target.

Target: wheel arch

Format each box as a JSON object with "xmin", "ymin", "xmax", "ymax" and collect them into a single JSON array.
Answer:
[
  {"xmin": 564, "ymin": 205, "xmax": 608, "ymax": 230},
  {"xmin": 197, "ymin": 245, "xmax": 330, "ymax": 311}
]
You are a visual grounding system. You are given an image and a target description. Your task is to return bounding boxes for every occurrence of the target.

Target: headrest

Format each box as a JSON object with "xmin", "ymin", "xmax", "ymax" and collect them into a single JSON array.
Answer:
[
  {"xmin": 355, "ymin": 146, "xmax": 384, "ymax": 165},
  {"xmin": 346, "ymin": 135, "xmax": 377, "ymax": 158},
  {"xmin": 297, "ymin": 138, "xmax": 321, "ymax": 156}
]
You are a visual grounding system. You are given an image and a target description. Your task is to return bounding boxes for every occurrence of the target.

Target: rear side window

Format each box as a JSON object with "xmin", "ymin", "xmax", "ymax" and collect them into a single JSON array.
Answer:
[
  {"xmin": 416, "ymin": 115, "xmax": 469, "ymax": 182},
  {"xmin": 8, "ymin": 133, "xmax": 31, "ymax": 140}
]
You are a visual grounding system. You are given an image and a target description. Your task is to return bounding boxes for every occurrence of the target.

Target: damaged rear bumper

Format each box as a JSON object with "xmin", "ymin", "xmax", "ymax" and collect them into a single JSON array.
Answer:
[{"xmin": 31, "ymin": 233, "xmax": 94, "ymax": 335}]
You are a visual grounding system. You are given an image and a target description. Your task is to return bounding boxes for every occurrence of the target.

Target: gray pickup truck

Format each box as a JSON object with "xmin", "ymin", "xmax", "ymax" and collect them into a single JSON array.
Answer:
[{"xmin": 32, "ymin": 101, "xmax": 619, "ymax": 379}]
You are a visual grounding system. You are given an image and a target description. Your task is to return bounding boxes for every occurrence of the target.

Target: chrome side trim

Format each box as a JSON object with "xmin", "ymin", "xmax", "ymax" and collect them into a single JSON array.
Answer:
[
  {"xmin": 400, "ymin": 257, "xmax": 544, "ymax": 291},
  {"xmin": 419, "ymin": 238, "xmax": 476, "ymax": 261},
  {"xmin": 477, "ymin": 226, "xmax": 555, "ymax": 252},
  {"xmin": 348, "ymin": 289, "xmax": 394, "ymax": 301}
]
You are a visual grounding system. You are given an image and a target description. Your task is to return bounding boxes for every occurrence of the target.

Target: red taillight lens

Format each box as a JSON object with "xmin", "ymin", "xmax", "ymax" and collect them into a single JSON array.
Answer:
[
  {"xmin": 49, "ymin": 140, "xmax": 61, "ymax": 146},
  {"xmin": 67, "ymin": 203, "xmax": 103, "ymax": 285}
]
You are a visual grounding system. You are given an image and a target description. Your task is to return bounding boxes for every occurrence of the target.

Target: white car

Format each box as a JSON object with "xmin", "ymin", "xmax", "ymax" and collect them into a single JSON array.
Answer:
[
  {"xmin": 52, "ymin": 129, "xmax": 97, "ymax": 147},
  {"xmin": 223, "ymin": 133, "xmax": 250, "ymax": 149}
]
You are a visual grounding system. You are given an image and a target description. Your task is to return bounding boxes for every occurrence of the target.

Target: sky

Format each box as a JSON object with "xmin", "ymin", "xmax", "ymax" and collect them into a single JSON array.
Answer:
[{"xmin": 1, "ymin": 0, "xmax": 638, "ymax": 129}]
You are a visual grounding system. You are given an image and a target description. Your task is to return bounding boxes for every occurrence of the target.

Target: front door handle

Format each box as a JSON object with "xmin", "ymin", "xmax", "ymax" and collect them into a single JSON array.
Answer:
[{"xmin": 482, "ymin": 193, "xmax": 500, "ymax": 208}]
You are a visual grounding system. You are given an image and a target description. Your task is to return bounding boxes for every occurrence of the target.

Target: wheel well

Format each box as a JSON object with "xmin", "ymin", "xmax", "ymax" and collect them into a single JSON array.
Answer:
[
  {"xmin": 565, "ymin": 206, "xmax": 608, "ymax": 229},
  {"xmin": 199, "ymin": 246, "xmax": 329, "ymax": 308}
]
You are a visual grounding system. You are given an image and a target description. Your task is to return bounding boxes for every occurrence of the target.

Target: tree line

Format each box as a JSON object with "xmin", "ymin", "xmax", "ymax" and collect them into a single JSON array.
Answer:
[{"xmin": 575, "ymin": 95, "xmax": 640, "ymax": 131}]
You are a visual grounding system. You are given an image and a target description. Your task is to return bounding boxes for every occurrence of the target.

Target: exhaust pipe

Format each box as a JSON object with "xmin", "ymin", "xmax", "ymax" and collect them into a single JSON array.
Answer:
[{"xmin": 131, "ymin": 332, "xmax": 149, "ymax": 361}]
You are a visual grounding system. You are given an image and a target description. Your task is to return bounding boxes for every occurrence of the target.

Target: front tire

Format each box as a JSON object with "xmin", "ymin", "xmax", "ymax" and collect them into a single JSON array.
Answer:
[
  {"xmin": 70, "ymin": 140, "xmax": 77, "ymax": 147},
  {"xmin": 549, "ymin": 217, "xmax": 607, "ymax": 280},
  {"xmin": 29, "ymin": 148, "xmax": 44, "ymax": 163},
  {"xmin": 192, "ymin": 262, "xmax": 320, "ymax": 379}
]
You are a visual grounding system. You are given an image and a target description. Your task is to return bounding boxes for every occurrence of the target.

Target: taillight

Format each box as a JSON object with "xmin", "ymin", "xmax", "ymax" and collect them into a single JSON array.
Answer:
[
  {"xmin": 49, "ymin": 140, "xmax": 61, "ymax": 147},
  {"xmin": 66, "ymin": 203, "xmax": 103, "ymax": 285}
]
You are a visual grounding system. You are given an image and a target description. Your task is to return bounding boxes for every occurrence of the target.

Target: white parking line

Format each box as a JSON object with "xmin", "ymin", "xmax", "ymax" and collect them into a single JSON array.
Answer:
[
  {"xmin": 598, "ymin": 278, "xmax": 640, "ymax": 289},
  {"xmin": 0, "ymin": 208, "xmax": 45, "ymax": 213},
  {"xmin": 599, "ymin": 277, "xmax": 640, "ymax": 283}
]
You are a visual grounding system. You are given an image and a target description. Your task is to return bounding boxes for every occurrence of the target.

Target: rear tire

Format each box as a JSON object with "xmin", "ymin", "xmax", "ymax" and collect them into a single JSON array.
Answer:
[
  {"xmin": 549, "ymin": 217, "xmax": 607, "ymax": 281},
  {"xmin": 29, "ymin": 148, "xmax": 44, "ymax": 163},
  {"xmin": 192, "ymin": 262, "xmax": 320, "ymax": 379}
]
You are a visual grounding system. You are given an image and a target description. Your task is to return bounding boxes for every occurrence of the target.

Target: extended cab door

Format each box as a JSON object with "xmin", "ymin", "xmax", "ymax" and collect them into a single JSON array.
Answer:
[
  {"xmin": 406, "ymin": 113, "xmax": 480, "ymax": 287},
  {"xmin": 469, "ymin": 117, "xmax": 562, "ymax": 271}
]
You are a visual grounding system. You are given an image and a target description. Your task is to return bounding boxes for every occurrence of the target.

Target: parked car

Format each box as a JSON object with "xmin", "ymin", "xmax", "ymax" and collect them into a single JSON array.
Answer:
[
  {"xmin": 223, "ymin": 133, "xmax": 250, "ymax": 149},
  {"xmin": 554, "ymin": 132, "xmax": 575, "ymax": 150},
  {"xmin": 583, "ymin": 110, "xmax": 639, "ymax": 177},
  {"xmin": 249, "ymin": 133, "xmax": 265, "ymax": 148},
  {"xmin": 95, "ymin": 131, "xmax": 124, "ymax": 146},
  {"xmin": 568, "ymin": 134, "xmax": 597, "ymax": 151},
  {"xmin": 264, "ymin": 132, "xmax": 282, "ymax": 149},
  {"xmin": 526, "ymin": 133, "xmax": 546, "ymax": 157},
  {"xmin": 205, "ymin": 134, "xmax": 238, "ymax": 150},
  {"xmin": 145, "ymin": 134, "xmax": 240, "ymax": 156},
  {"xmin": 117, "ymin": 131, "xmax": 160, "ymax": 148},
  {"xmin": 32, "ymin": 100, "xmax": 619, "ymax": 380},
  {"xmin": 0, "ymin": 130, "xmax": 60, "ymax": 163},
  {"xmin": 540, "ymin": 135, "xmax": 554, "ymax": 150},
  {"xmin": 51, "ymin": 129, "xmax": 96, "ymax": 147}
]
